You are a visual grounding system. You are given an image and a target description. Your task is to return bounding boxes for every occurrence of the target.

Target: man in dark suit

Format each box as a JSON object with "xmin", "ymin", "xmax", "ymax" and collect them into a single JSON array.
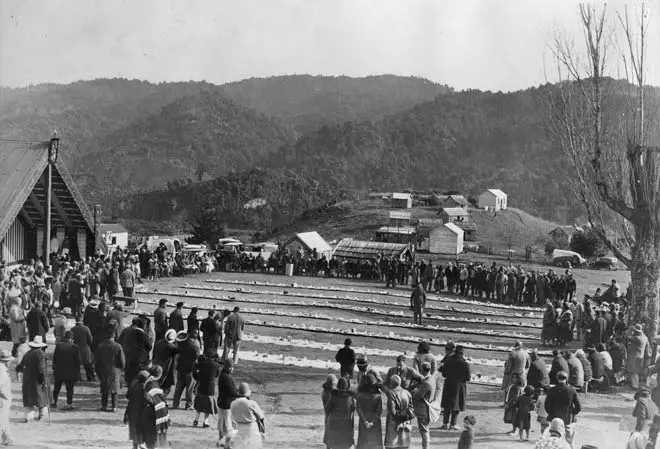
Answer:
[
  {"xmin": 169, "ymin": 301, "xmax": 185, "ymax": 332},
  {"xmin": 153, "ymin": 298, "xmax": 169, "ymax": 342},
  {"xmin": 26, "ymin": 302, "xmax": 49, "ymax": 342},
  {"xmin": 118, "ymin": 317, "xmax": 152, "ymax": 384},
  {"xmin": 201, "ymin": 309, "xmax": 222, "ymax": 353},
  {"xmin": 51, "ymin": 331, "xmax": 81, "ymax": 410},
  {"xmin": 527, "ymin": 349, "xmax": 550, "ymax": 390},
  {"xmin": 545, "ymin": 370, "xmax": 581, "ymax": 447},
  {"xmin": 335, "ymin": 338, "xmax": 356, "ymax": 379},
  {"xmin": 71, "ymin": 316, "xmax": 95, "ymax": 381},
  {"xmin": 172, "ymin": 330, "xmax": 200, "ymax": 410}
]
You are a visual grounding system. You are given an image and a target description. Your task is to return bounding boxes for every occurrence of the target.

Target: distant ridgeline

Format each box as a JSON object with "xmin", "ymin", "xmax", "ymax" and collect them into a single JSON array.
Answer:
[{"xmin": 2, "ymin": 76, "xmax": 654, "ymax": 226}]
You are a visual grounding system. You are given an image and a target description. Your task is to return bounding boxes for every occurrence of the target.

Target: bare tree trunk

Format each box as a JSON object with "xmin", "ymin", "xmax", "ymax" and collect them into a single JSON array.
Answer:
[{"xmin": 631, "ymin": 222, "xmax": 660, "ymax": 336}]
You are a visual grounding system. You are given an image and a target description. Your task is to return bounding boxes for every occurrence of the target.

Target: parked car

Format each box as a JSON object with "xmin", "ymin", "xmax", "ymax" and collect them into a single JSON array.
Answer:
[{"xmin": 592, "ymin": 256, "xmax": 618, "ymax": 270}]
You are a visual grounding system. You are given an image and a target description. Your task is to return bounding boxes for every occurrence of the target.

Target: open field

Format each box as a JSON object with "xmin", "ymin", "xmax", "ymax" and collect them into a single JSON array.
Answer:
[{"xmin": 5, "ymin": 269, "xmax": 635, "ymax": 448}]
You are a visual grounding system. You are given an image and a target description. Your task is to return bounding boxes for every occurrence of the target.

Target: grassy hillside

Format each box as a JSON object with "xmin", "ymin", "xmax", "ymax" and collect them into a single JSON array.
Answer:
[{"xmin": 470, "ymin": 207, "xmax": 558, "ymax": 252}]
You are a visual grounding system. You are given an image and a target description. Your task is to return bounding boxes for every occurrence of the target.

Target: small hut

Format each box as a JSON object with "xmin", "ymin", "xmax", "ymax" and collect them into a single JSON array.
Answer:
[
  {"xmin": 391, "ymin": 192, "xmax": 412, "ymax": 209},
  {"xmin": 478, "ymin": 189, "xmax": 507, "ymax": 211},
  {"xmin": 428, "ymin": 223, "xmax": 464, "ymax": 255},
  {"xmin": 375, "ymin": 226, "xmax": 416, "ymax": 244}
]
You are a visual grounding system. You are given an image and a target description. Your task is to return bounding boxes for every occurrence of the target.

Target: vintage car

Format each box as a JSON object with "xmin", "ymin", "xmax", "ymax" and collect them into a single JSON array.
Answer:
[
  {"xmin": 550, "ymin": 249, "xmax": 586, "ymax": 268},
  {"xmin": 591, "ymin": 256, "xmax": 618, "ymax": 270}
]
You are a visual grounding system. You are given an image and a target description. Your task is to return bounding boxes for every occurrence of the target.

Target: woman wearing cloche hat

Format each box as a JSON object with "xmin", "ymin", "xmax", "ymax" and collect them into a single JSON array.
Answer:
[{"xmin": 228, "ymin": 382, "xmax": 266, "ymax": 449}]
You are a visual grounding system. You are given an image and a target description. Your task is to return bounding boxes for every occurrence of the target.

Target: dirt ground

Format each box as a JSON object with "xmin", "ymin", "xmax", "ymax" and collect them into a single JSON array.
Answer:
[{"xmin": 5, "ymin": 270, "xmax": 635, "ymax": 448}]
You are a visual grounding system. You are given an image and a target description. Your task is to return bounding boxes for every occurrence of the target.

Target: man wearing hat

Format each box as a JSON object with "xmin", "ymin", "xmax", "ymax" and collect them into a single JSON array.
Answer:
[
  {"xmin": 384, "ymin": 355, "xmax": 422, "ymax": 393},
  {"xmin": 545, "ymin": 370, "xmax": 581, "ymax": 447},
  {"xmin": 52, "ymin": 330, "xmax": 81, "ymax": 410},
  {"xmin": 16, "ymin": 336, "xmax": 49, "ymax": 422},
  {"xmin": 201, "ymin": 309, "xmax": 222, "ymax": 354},
  {"xmin": 627, "ymin": 323, "xmax": 651, "ymax": 389},
  {"xmin": 222, "ymin": 307, "xmax": 245, "ymax": 366},
  {"xmin": 172, "ymin": 330, "xmax": 200, "ymax": 410},
  {"xmin": 439, "ymin": 345, "xmax": 470, "ymax": 430},
  {"xmin": 153, "ymin": 299, "xmax": 169, "ymax": 342},
  {"xmin": 118, "ymin": 316, "xmax": 152, "ymax": 385},
  {"xmin": 68, "ymin": 273, "xmax": 85, "ymax": 318},
  {"xmin": 502, "ymin": 341, "xmax": 530, "ymax": 400},
  {"xmin": 72, "ymin": 315, "xmax": 96, "ymax": 382},
  {"xmin": 412, "ymin": 362, "xmax": 440, "ymax": 449},
  {"xmin": 95, "ymin": 329, "xmax": 125, "ymax": 412},
  {"xmin": 169, "ymin": 301, "xmax": 185, "ymax": 333},
  {"xmin": 334, "ymin": 338, "xmax": 356, "ymax": 379},
  {"xmin": 356, "ymin": 355, "xmax": 383, "ymax": 390},
  {"xmin": 26, "ymin": 301, "xmax": 50, "ymax": 343},
  {"xmin": 0, "ymin": 349, "xmax": 14, "ymax": 445}
]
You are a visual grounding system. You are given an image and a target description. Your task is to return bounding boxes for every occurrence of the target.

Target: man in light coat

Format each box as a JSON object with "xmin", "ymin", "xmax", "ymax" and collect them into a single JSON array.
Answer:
[
  {"xmin": 222, "ymin": 307, "xmax": 245, "ymax": 365},
  {"xmin": 412, "ymin": 362, "xmax": 441, "ymax": 449},
  {"xmin": 0, "ymin": 350, "xmax": 14, "ymax": 445},
  {"xmin": 502, "ymin": 341, "xmax": 530, "ymax": 401}
]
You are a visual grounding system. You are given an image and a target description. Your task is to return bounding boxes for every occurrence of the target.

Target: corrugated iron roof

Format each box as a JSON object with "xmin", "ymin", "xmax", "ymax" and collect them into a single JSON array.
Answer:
[
  {"xmin": 443, "ymin": 222, "xmax": 464, "ymax": 236},
  {"xmin": 486, "ymin": 188, "xmax": 507, "ymax": 197},
  {"xmin": 333, "ymin": 238, "xmax": 411, "ymax": 259},
  {"xmin": 392, "ymin": 192, "xmax": 411, "ymax": 200},
  {"xmin": 442, "ymin": 207, "xmax": 469, "ymax": 216},
  {"xmin": 454, "ymin": 221, "xmax": 477, "ymax": 231},
  {"xmin": 389, "ymin": 211, "xmax": 411, "ymax": 220},
  {"xmin": 376, "ymin": 226, "xmax": 416, "ymax": 235}
]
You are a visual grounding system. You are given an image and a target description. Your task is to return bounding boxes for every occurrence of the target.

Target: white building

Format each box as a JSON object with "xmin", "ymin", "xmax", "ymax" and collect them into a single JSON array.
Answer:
[
  {"xmin": 99, "ymin": 223, "xmax": 129, "ymax": 250},
  {"xmin": 428, "ymin": 223, "xmax": 464, "ymax": 255},
  {"xmin": 478, "ymin": 189, "xmax": 508, "ymax": 211}
]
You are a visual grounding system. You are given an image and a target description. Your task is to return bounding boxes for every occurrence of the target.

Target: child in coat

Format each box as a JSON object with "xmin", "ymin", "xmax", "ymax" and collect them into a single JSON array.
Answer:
[
  {"xmin": 457, "ymin": 415, "xmax": 476, "ymax": 449},
  {"xmin": 515, "ymin": 386, "xmax": 536, "ymax": 441},
  {"xmin": 535, "ymin": 386, "xmax": 549, "ymax": 434},
  {"xmin": 504, "ymin": 373, "xmax": 522, "ymax": 435}
]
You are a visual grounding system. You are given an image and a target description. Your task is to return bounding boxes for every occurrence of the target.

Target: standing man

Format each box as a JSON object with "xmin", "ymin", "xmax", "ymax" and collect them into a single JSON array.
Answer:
[
  {"xmin": 95, "ymin": 331, "xmax": 125, "ymax": 412},
  {"xmin": 502, "ymin": 341, "xmax": 530, "ymax": 399},
  {"xmin": 222, "ymin": 307, "xmax": 245, "ymax": 365},
  {"xmin": 187, "ymin": 307, "xmax": 200, "ymax": 336},
  {"xmin": 119, "ymin": 264, "xmax": 135, "ymax": 298},
  {"xmin": 410, "ymin": 284, "xmax": 427, "ymax": 326},
  {"xmin": 440, "ymin": 345, "xmax": 471, "ymax": 431},
  {"xmin": 71, "ymin": 316, "xmax": 95, "ymax": 382},
  {"xmin": 545, "ymin": 370, "xmax": 581, "ymax": 447},
  {"xmin": 335, "ymin": 338, "xmax": 356, "ymax": 379},
  {"xmin": 172, "ymin": 330, "xmax": 200, "ymax": 410},
  {"xmin": 169, "ymin": 302, "xmax": 185, "ymax": 332},
  {"xmin": 51, "ymin": 330, "xmax": 81, "ymax": 410},
  {"xmin": 16, "ymin": 336, "xmax": 48, "ymax": 422},
  {"xmin": 412, "ymin": 362, "xmax": 439, "ymax": 449},
  {"xmin": 384, "ymin": 355, "xmax": 422, "ymax": 392},
  {"xmin": 118, "ymin": 317, "xmax": 152, "ymax": 385},
  {"xmin": 26, "ymin": 302, "xmax": 49, "ymax": 342},
  {"xmin": 0, "ymin": 349, "xmax": 14, "ymax": 445},
  {"xmin": 201, "ymin": 309, "xmax": 222, "ymax": 354},
  {"xmin": 153, "ymin": 298, "xmax": 169, "ymax": 342},
  {"xmin": 217, "ymin": 360, "xmax": 239, "ymax": 446}
]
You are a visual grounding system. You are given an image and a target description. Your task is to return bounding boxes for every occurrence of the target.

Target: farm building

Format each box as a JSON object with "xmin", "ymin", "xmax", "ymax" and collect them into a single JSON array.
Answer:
[
  {"xmin": 478, "ymin": 189, "xmax": 508, "ymax": 211},
  {"xmin": 333, "ymin": 238, "xmax": 413, "ymax": 260},
  {"xmin": 375, "ymin": 226, "xmax": 416, "ymax": 244},
  {"xmin": 436, "ymin": 194, "xmax": 469, "ymax": 209},
  {"xmin": 389, "ymin": 210, "xmax": 412, "ymax": 227},
  {"xmin": 284, "ymin": 231, "xmax": 333, "ymax": 259},
  {"xmin": 0, "ymin": 139, "xmax": 99, "ymax": 265},
  {"xmin": 100, "ymin": 223, "xmax": 129, "ymax": 249},
  {"xmin": 428, "ymin": 223, "xmax": 464, "ymax": 255},
  {"xmin": 454, "ymin": 222, "xmax": 477, "ymax": 242},
  {"xmin": 391, "ymin": 192, "xmax": 412, "ymax": 209},
  {"xmin": 440, "ymin": 207, "xmax": 470, "ymax": 223},
  {"xmin": 548, "ymin": 226, "xmax": 576, "ymax": 249}
]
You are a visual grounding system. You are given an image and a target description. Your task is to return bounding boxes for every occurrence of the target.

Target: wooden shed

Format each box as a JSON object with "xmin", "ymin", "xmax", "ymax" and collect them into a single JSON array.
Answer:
[
  {"xmin": 0, "ymin": 139, "xmax": 99, "ymax": 265},
  {"xmin": 391, "ymin": 192, "xmax": 412, "ymax": 209},
  {"xmin": 478, "ymin": 189, "xmax": 508, "ymax": 211},
  {"xmin": 389, "ymin": 210, "xmax": 412, "ymax": 227},
  {"xmin": 428, "ymin": 223, "xmax": 464, "ymax": 255},
  {"xmin": 333, "ymin": 238, "xmax": 413, "ymax": 260},
  {"xmin": 375, "ymin": 226, "xmax": 416, "ymax": 244},
  {"xmin": 436, "ymin": 194, "xmax": 469, "ymax": 209},
  {"xmin": 440, "ymin": 207, "xmax": 470, "ymax": 223},
  {"xmin": 284, "ymin": 231, "xmax": 333, "ymax": 259}
]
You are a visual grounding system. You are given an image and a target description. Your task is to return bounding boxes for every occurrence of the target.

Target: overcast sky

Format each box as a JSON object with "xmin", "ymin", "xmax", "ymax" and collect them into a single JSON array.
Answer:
[{"xmin": 1, "ymin": 0, "xmax": 658, "ymax": 92}]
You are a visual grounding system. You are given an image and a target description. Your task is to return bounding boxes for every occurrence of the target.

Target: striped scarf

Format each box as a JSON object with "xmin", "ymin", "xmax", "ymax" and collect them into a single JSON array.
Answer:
[{"xmin": 146, "ymin": 379, "xmax": 170, "ymax": 431}]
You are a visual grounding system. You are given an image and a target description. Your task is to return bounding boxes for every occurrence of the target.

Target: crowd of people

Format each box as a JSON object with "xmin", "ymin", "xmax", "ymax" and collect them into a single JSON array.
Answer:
[
  {"xmin": 0, "ymin": 255, "xmax": 266, "ymax": 448},
  {"xmin": 330, "ymin": 339, "xmax": 471, "ymax": 449}
]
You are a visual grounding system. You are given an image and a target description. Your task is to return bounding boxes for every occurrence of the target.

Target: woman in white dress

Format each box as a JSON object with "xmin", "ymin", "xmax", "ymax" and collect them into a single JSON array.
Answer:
[{"xmin": 229, "ymin": 382, "xmax": 266, "ymax": 449}]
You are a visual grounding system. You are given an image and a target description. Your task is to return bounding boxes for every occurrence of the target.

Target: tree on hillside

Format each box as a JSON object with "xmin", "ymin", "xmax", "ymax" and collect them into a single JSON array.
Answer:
[
  {"xmin": 187, "ymin": 207, "xmax": 226, "ymax": 245},
  {"xmin": 547, "ymin": 5, "xmax": 660, "ymax": 337},
  {"xmin": 570, "ymin": 228, "xmax": 607, "ymax": 259}
]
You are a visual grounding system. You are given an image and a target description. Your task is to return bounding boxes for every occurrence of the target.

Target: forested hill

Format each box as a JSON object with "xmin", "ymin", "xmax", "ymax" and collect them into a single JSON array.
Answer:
[
  {"xmin": 73, "ymin": 89, "xmax": 298, "ymax": 203},
  {"xmin": 220, "ymin": 75, "xmax": 452, "ymax": 135},
  {"xmin": 266, "ymin": 85, "xmax": 581, "ymax": 223}
]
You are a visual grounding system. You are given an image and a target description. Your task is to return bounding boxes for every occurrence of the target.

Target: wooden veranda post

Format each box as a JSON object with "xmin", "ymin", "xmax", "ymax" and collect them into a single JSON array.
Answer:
[{"xmin": 46, "ymin": 132, "xmax": 59, "ymax": 266}]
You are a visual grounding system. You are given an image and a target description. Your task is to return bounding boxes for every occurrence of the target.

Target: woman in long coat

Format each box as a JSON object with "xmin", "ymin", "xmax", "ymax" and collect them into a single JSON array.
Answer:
[
  {"xmin": 541, "ymin": 301, "xmax": 558, "ymax": 346},
  {"xmin": 192, "ymin": 348, "xmax": 221, "ymax": 427},
  {"xmin": 142, "ymin": 365, "xmax": 170, "ymax": 449},
  {"xmin": 384, "ymin": 375, "xmax": 413, "ymax": 449},
  {"xmin": 151, "ymin": 329, "xmax": 178, "ymax": 396},
  {"xmin": 125, "ymin": 370, "xmax": 148, "ymax": 449},
  {"xmin": 324, "ymin": 377, "xmax": 355, "ymax": 449},
  {"xmin": 356, "ymin": 374, "xmax": 383, "ymax": 449},
  {"xmin": 322, "ymin": 374, "xmax": 338, "ymax": 449},
  {"xmin": 440, "ymin": 346, "xmax": 471, "ymax": 429},
  {"xmin": 8, "ymin": 296, "xmax": 27, "ymax": 356}
]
